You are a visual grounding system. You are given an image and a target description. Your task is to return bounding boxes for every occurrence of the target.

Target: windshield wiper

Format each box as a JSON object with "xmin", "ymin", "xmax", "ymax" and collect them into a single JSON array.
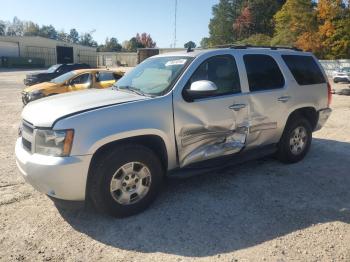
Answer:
[{"xmin": 116, "ymin": 86, "xmax": 151, "ymax": 97}]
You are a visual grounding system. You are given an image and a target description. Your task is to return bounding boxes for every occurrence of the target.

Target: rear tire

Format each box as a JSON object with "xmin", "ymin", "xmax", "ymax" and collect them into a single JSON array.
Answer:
[
  {"xmin": 89, "ymin": 144, "xmax": 163, "ymax": 218},
  {"xmin": 277, "ymin": 116, "xmax": 312, "ymax": 164}
]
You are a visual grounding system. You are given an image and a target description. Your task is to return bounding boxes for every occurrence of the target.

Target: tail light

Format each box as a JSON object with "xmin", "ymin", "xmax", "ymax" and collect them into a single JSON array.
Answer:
[{"xmin": 327, "ymin": 82, "xmax": 332, "ymax": 107}]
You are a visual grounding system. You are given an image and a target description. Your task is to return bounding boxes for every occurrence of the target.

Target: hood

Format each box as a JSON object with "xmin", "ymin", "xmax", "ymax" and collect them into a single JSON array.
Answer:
[
  {"xmin": 22, "ymin": 89, "xmax": 146, "ymax": 127},
  {"xmin": 23, "ymin": 82, "xmax": 59, "ymax": 93},
  {"xmin": 26, "ymin": 71, "xmax": 49, "ymax": 78}
]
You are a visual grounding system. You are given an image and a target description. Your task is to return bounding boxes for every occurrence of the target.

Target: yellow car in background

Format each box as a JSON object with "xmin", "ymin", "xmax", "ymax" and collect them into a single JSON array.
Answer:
[{"xmin": 22, "ymin": 69, "xmax": 124, "ymax": 105}]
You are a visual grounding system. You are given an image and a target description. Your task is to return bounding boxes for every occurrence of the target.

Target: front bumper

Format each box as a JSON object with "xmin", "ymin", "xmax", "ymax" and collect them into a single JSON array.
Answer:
[
  {"xmin": 15, "ymin": 138, "xmax": 92, "ymax": 201},
  {"xmin": 315, "ymin": 108, "xmax": 332, "ymax": 131}
]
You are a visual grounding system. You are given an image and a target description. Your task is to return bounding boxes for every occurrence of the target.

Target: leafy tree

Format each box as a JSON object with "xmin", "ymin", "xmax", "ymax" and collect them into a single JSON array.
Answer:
[
  {"xmin": 98, "ymin": 37, "xmax": 122, "ymax": 51},
  {"xmin": 207, "ymin": 0, "xmax": 284, "ymax": 45},
  {"xmin": 122, "ymin": 40, "xmax": 130, "ymax": 51},
  {"xmin": 123, "ymin": 33, "xmax": 156, "ymax": 51},
  {"xmin": 68, "ymin": 29, "xmax": 80, "ymax": 43},
  {"xmin": 200, "ymin": 37, "xmax": 211, "ymax": 48},
  {"xmin": 23, "ymin": 21, "xmax": 40, "ymax": 36},
  {"xmin": 233, "ymin": 6, "xmax": 253, "ymax": 39},
  {"xmin": 57, "ymin": 30, "xmax": 69, "ymax": 42},
  {"xmin": 208, "ymin": 0, "xmax": 244, "ymax": 45},
  {"xmin": 39, "ymin": 25, "xmax": 58, "ymax": 39},
  {"xmin": 272, "ymin": 0, "xmax": 316, "ymax": 46},
  {"xmin": 316, "ymin": 0, "xmax": 348, "ymax": 59},
  {"xmin": 127, "ymin": 37, "xmax": 144, "ymax": 51},
  {"xmin": 329, "ymin": 9, "xmax": 350, "ymax": 58},
  {"xmin": 249, "ymin": 0, "xmax": 285, "ymax": 36},
  {"xmin": 79, "ymin": 32, "xmax": 97, "ymax": 47},
  {"xmin": 6, "ymin": 17, "xmax": 24, "ymax": 36},
  {"xmin": 136, "ymin": 33, "xmax": 156, "ymax": 48},
  {"xmin": 237, "ymin": 33, "xmax": 272, "ymax": 45},
  {"xmin": 0, "ymin": 20, "xmax": 5, "ymax": 35},
  {"xmin": 184, "ymin": 41, "xmax": 196, "ymax": 49}
]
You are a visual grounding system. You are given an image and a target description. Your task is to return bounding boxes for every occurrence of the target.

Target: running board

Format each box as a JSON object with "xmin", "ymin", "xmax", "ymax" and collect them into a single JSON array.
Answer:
[{"xmin": 168, "ymin": 144, "xmax": 277, "ymax": 178}]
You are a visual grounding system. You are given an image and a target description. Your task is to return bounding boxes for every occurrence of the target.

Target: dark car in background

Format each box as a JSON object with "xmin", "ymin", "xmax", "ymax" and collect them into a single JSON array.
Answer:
[{"xmin": 24, "ymin": 63, "xmax": 91, "ymax": 86}]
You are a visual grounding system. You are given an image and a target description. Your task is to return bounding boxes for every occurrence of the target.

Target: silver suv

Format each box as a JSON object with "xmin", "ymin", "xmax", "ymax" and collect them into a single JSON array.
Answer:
[{"xmin": 15, "ymin": 47, "xmax": 332, "ymax": 217}]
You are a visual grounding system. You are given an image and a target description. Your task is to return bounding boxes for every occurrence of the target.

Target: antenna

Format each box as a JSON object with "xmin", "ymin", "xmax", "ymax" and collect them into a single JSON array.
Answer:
[{"xmin": 173, "ymin": 0, "xmax": 177, "ymax": 48}]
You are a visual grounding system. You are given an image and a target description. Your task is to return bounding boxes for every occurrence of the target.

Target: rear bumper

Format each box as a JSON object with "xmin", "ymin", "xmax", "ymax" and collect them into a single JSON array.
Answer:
[
  {"xmin": 315, "ymin": 108, "xmax": 332, "ymax": 131},
  {"xmin": 15, "ymin": 138, "xmax": 92, "ymax": 201},
  {"xmin": 333, "ymin": 77, "xmax": 350, "ymax": 82}
]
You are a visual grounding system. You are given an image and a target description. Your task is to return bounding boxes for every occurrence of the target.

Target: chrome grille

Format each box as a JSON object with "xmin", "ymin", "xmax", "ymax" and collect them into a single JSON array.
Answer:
[{"xmin": 21, "ymin": 120, "xmax": 34, "ymax": 152}]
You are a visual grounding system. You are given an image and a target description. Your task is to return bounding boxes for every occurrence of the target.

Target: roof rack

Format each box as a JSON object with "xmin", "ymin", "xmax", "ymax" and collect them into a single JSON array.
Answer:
[{"xmin": 213, "ymin": 44, "xmax": 302, "ymax": 51}]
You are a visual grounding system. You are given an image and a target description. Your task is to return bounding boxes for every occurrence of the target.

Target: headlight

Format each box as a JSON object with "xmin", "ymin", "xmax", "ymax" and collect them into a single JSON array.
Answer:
[
  {"xmin": 28, "ymin": 90, "xmax": 44, "ymax": 101},
  {"xmin": 34, "ymin": 129, "xmax": 74, "ymax": 156}
]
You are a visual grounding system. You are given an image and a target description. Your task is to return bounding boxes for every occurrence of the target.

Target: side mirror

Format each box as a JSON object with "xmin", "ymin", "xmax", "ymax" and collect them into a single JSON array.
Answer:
[{"xmin": 184, "ymin": 80, "xmax": 218, "ymax": 101}]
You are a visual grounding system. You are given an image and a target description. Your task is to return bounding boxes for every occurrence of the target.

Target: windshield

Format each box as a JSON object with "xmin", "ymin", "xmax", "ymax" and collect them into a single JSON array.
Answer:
[
  {"xmin": 342, "ymin": 67, "xmax": 350, "ymax": 73},
  {"xmin": 47, "ymin": 64, "xmax": 61, "ymax": 73},
  {"xmin": 114, "ymin": 56, "xmax": 192, "ymax": 96},
  {"xmin": 50, "ymin": 71, "xmax": 76, "ymax": 84}
]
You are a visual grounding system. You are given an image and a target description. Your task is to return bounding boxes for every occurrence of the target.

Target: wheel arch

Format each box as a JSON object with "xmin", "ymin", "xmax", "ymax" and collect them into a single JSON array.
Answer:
[
  {"xmin": 285, "ymin": 106, "xmax": 319, "ymax": 131},
  {"xmin": 85, "ymin": 134, "xmax": 168, "ymax": 201}
]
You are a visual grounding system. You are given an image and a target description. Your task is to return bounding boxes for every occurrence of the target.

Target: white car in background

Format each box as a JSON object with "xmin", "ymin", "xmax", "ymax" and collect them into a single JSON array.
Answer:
[{"xmin": 332, "ymin": 67, "xmax": 350, "ymax": 83}]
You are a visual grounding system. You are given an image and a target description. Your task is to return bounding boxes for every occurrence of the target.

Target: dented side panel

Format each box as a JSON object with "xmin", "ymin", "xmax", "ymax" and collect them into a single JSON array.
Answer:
[
  {"xmin": 172, "ymin": 50, "xmax": 294, "ymax": 167},
  {"xmin": 174, "ymin": 94, "xmax": 250, "ymax": 167}
]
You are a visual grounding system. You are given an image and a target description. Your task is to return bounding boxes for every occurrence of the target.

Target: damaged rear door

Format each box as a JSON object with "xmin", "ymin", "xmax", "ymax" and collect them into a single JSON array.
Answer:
[{"xmin": 173, "ymin": 54, "xmax": 249, "ymax": 167}]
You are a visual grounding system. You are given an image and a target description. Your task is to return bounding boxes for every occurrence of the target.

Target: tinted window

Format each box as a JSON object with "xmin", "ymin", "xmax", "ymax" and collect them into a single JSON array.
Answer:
[
  {"xmin": 187, "ymin": 55, "xmax": 241, "ymax": 96},
  {"xmin": 282, "ymin": 55, "xmax": 326, "ymax": 85},
  {"xmin": 73, "ymin": 64, "xmax": 87, "ymax": 70},
  {"xmin": 47, "ymin": 64, "xmax": 60, "ymax": 73},
  {"xmin": 56, "ymin": 65, "xmax": 71, "ymax": 73},
  {"xmin": 72, "ymin": 73, "xmax": 91, "ymax": 84},
  {"xmin": 50, "ymin": 71, "xmax": 75, "ymax": 84},
  {"xmin": 96, "ymin": 72, "xmax": 114, "ymax": 82},
  {"xmin": 97, "ymin": 72, "xmax": 121, "ymax": 82},
  {"xmin": 244, "ymin": 54, "xmax": 285, "ymax": 91}
]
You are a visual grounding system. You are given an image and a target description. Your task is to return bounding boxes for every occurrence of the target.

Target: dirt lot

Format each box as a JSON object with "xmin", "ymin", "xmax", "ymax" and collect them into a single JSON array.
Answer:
[{"xmin": 0, "ymin": 69, "xmax": 349, "ymax": 262}]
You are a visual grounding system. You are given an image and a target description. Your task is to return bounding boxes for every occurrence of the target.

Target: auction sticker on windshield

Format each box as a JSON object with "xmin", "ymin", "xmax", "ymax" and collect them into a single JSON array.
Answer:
[{"xmin": 165, "ymin": 59, "xmax": 187, "ymax": 66}]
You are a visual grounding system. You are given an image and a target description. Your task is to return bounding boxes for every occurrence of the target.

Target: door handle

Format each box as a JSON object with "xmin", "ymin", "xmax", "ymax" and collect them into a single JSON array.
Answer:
[
  {"xmin": 277, "ymin": 96, "xmax": 290, "ymax": 103},
  {"xmin": 229, "ymin": 103, "xmax": 246, "ymax": 111}
]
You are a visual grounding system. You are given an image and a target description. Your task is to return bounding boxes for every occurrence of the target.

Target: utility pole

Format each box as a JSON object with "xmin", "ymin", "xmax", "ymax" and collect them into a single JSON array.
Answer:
[{"xmin": 173, "ymin": 0, "xmax": 177, "ymax": 48}]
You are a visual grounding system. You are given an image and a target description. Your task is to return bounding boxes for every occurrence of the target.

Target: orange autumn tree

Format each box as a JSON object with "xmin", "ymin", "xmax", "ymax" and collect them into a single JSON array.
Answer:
[
  {"xmin": 315, "ymin": 0, "xmax": 349, "ymax": 59},
  {"xmin": 233, "ymin": 6, "xmax": 253, "ymax": 39},
  {"xmin": 272, "ymin": 0, "xmax": 316, "ymax": 46},
  {"xmin": 274, "ymin": 0, "xmax": 350, "ymax": 58}
]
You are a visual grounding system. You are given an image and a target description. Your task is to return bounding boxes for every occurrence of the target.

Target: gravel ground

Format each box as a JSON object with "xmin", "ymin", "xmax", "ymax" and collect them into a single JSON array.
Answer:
[{"xmin": 0, "ymin": 69, "xmax": 349, "ymax": 262}]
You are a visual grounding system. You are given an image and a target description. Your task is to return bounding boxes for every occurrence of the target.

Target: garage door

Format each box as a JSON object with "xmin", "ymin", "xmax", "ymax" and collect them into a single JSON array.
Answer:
[
  {"xmin": 0, "ymin": 41, "xmax": 19, "ymax": 57},
  {"xmin": 56, "ymin": 46, "xmax": 73, "ymax": 64}
]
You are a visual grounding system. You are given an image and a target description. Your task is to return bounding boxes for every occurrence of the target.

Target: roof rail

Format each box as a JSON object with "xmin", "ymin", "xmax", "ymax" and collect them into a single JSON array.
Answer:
[{"xmin": 213, "ymin": 44, "xmax": 302, "ymax": 51}]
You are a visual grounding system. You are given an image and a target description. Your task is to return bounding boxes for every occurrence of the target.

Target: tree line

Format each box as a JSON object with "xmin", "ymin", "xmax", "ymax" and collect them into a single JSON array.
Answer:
[
  {"xmin": 0, "ymin": 17, "xmax": 156, "ymax": 52},
  {"xmin": 201, "ymin": 0, "xmax": 350, "ymax": 59}
]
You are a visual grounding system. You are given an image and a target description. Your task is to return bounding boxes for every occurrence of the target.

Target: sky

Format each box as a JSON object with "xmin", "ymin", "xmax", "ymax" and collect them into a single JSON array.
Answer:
[{"xmin": 0, "ymin": 0, "xmax": 218, "ymax": 47}]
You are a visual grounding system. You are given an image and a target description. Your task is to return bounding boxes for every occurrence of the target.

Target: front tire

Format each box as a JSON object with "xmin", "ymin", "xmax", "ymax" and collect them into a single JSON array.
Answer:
[
  {"xmin": 277, "ymin": 116, "xmax": 312, "ymax": 164},
  {"xmin": 89, "ymin": 144, "xmax": 163, "ymax": 218}
]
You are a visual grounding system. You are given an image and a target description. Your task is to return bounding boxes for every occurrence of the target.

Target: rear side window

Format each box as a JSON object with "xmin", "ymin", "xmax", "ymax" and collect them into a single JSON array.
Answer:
[
  {"xmin": 282, "ymin": 55, "xmax": 326, "ymax": 85},
  {"xmin": 72, "ymin": 73, "xmax": 91, "ymax": 84},
  {"xmin": 97, "ymin": 72, "xmax": 116, "ymax": 82},
  {"xmin": 244, "ymin": 54, "xmax": 285, "ymax": 91}
]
